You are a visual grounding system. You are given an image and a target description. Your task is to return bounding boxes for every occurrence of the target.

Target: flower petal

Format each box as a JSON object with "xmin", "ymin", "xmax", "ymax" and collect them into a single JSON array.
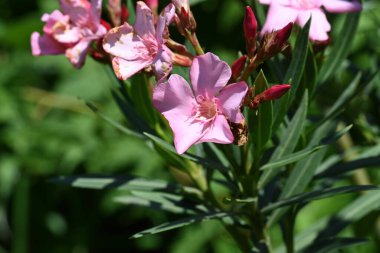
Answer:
[
  {"xmin": 153, "ymin": 74, "xmax": 202, "ymax": 154},
  {"xmin": 134, "ymin": 1, "xmax": 155, "ymax": 38},
  {"xmin": 59, "ymin": 0, "xmax": 91, "ymax": 26},
  {"xmin": 322, "ymin": 0, "xmax": 362, "ymax": 13},
  {"xmin": 260, "ymin": 3, "xmax": 298, "ymax": 35},
  {"xmin": 103, "ymin": 23, "xmax": 151, "ymax": 61},
  {"xmin": 216, "ymin": 81, "xmax": 248, "ymax": 123},
  {"xmin": 152, "ymin": 45, "xmax": 173, "ymax": 79},
  {"xmin": 156, "ymin": 3, "xmax": 175, "ymax": 44},
  {"xmin": 90, "ymin": 0, "xmax": 102, "ymax": 25},
  {"xmin": 297, "ymin": 9, "xmax": 331, "ymax": 41},
  {"xmin": 197, "ymin": 115, "xmax": 234, "ymax": 144},
  {"xmin": 65, "ymin": 39, "xmax": 91, "ymax": 68},
  {"xmin": 111, "ymin": 56, "xmax": 150, "ymax": 80},
  {"xmin": 190, "ymin": 52, "xmax": 231, "ymax": 98},
  {"xmin": 31, "ymin": 32, "xmax": 67, "ymax": 55}
]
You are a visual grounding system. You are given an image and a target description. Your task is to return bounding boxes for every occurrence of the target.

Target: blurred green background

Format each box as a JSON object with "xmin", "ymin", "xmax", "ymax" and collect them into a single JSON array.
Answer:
[{"xmin": 0, "ymin": 0, "xmax": 380, "ymax": 252}]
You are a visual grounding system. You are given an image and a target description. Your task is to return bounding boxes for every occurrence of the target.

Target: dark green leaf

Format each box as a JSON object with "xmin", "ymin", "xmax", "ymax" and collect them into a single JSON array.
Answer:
[
  {"xmin": 298, "ymin": 237, "xmax": 367, "ymax": 253},
  {"xmin": 273, "ymin": 19, "xmax": 311, "ymax": 131},
  {"xmin": 258, "ymin": 91, "xmax": 309, "ymax": 188},
  {"xmin": 318, "ymin": 12, "xmax": 361, "ymax": 85},
  {"xmin": 126, "ymin": 0, "xmax": 136, "ymax": 24},
  {"xmin": 259, "ymin": 146, "xmax": 323, "ymax": 171},
  {"xmin": 262, "ymin": 185, "xmax": 378, "ymax": 213},
  {"xmin": 130, "ymin": 212, "xmax": 232, "ymax": 238}
]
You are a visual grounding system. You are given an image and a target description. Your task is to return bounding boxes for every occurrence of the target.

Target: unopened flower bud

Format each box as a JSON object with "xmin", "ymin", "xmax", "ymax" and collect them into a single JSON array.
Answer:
[
  {"xmin": 144, "ymin": 0, "xmax": 159, "ymax": 10},
  {"xmin": 121, "ymin": 4, "xmax": 129, "ymax": 23},
  {"xmin": 172, "ymin": 0, "xmax": 190, "ymax": 13},
  {"xmin": 231, "ymin": 55, "xmax": 247, "ymax": 80},
  {"xmin": 244, "ymin": 6, "xmax": 258, "ymax": 56},
  {"xmin": 262, "ymin": 84, "xmax": 291, "ymax": 101},
  {"xmin": 275, "ymin": 22, "xmax": 293, "ymax": 46}
]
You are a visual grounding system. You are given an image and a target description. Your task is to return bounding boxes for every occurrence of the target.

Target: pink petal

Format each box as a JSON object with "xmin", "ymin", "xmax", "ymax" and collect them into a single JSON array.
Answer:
[
  {"xmin": 153, "ymin": 75, "xmax": 202, "ymax": 154},
  {"xmin": 152, "ymin": 46, "xmax": 173, "ymax": 79},
  {"xmin": 322, "ymin": 0, "xmax": 362, "ymax": 13},
  {"xmin": 31, "ymin": 32, "xmax": 67, "ymax": 55},
  {"xmin": 103, "ymin": 23, "xmax": 151, "ymax": 61},
  {"xmin": 156, "ymin": 3, "xmax": 175, "ymax": 44},
  {"xmin": 111, "ymin": 56, "xmax": 151, "ymax": 80},
  {"xmin": 190, "ymin": 52, "xmax": 231, "ymax": 98},
  {"xmin": 297, "ymin": 9, "xmax": 331, "ymax": 41},
  {"xmin": 134, "ymin": 1, "xmax": 155, "ymax": 38},
  {"xmin": 53, "ymin": 26, "xmax": 81, "ymax": 44},
  {"xmin": 260, "ymin": 3, "xmax": 298, "ymax": 35},
  {"xmin": 42, "ymin": 10, "xmax": 68, "ymax": 34},
  {"xmin": 196, "ymin": 115, "xmax": 234, "ymax": 144},
  {"xmin": 258, "ymin": 0, "xmax": 271, "ymax": 4},
  {"xmin": 59, "ymin": 0, "xmax": 91, "ymax": 27},
  {"xmin": 90, "ymin": 0, "xmax": 102, "ymax": 25},
  {"xmin": 65, "ymin": 39, "xmax": 91, "ymax": 68},
  {"xmin": 216, "ymin": 81, "xmax": 248, "ymax": 123}
]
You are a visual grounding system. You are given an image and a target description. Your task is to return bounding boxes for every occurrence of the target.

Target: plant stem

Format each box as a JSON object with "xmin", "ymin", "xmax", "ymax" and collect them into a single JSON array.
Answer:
[{"xmin": 185, "ymin": 30, "xmax": 205, "ymax": 55}]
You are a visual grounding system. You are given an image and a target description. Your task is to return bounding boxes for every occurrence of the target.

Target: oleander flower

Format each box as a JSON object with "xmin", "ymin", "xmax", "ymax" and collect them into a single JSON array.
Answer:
[
  {"xmin": 153, "ymin": 52, "xmax": 248, "ymax": 154},
  {"xmin": 31, "ymin": 0, "xmax": 107, "ymax": 68},
  {"xmin": 103, "ymin": 1, "xmax": 175, "ymax": 80},
  {"xmin": 258, "ymin": 0, "xmax": 362, "ymax": 41}
]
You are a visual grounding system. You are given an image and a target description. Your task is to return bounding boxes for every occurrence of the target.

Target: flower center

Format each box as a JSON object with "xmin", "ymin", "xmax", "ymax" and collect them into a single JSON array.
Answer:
[
  {"xmin": 195, "ymin": 96, "xmax": 218, "ymax": 121},
  {"xmin": 291, "ymin": 0, "xmax": 321, "ymax": 9}
]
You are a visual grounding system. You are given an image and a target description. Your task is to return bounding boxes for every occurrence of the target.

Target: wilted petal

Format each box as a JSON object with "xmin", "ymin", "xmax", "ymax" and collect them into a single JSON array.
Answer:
[
  {"xmin": 134, "ymin": 1, "xmax": 155, "ymax": 38},
  {"xmin": 216, "ymin": 81, "xmax": 248, "ymax": 123},
  {"xmin": 31, "ymin": 32, "xmax": 67, "ymax": 55},
  {"xmin": 153, "ymin": 75, "xmax": 202, "ymax": 154},
  {"xmin": 260, "ymin": 3, "xmax": 298, "ymax": 35},
  {"xmin": 111, "ymin": 56, "xmax": 151, "ymax": 80},
  {"xmin": 103, "ymin": 23, "xmax": 151, "ymax": 61},
  {"xmin": 197, "ymin": 115, "xmax": 234, "ymax": 144},
  {"xmin": 297, "ymin": 9, "xmax": 330, "ymax": 41},
  {"xmin": 152, "ymin": 46, "xmax": 173, "ymax": 79},
  {"xmin": 156, "ymin": 3, "xmax": 175, "ymax": 44},
  {"xmin": 172, "ymin": 0, "xmax": 190, "ymax": 12},
  {"xmin": 322, "ymin": 0, "xmax": 362, "ymax": 13},
  {"xmin": 65, "ymin": 39, "xmax": 91, "ymax": 68},
  {"xmin": 59, "ymin": 0, "xmax": 91, "ymax": 27},
  {"xmin": 190, "ymin": 52, "xmax": 231, "ymax": 98}
]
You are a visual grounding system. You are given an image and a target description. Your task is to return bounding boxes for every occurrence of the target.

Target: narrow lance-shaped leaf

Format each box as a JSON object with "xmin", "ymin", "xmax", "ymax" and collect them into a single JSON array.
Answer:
[
  {"xmin": 262, "ymin": 185, "xmax": 378, "ymax": 213},
  {"xmin": 273, "ymin": 19, "xmax": 311, "ymax": 132},
  {"xmin": 258, "ymin": 90, "xmax": 309, "ymax": 189},
  {"xmin": 318, "ymin": 12, "xmax": 361, "ymax": 85},
  {"xmin": 130, "ymin": 212, "xmax": 232, "ymax": 238},
  {"xmin": 274, "ymin": 191, "xmax": 380, "ymax": 253},
  {"xmin": 299, "ymin": 237, "xmax": 367, "ymax": 253}
]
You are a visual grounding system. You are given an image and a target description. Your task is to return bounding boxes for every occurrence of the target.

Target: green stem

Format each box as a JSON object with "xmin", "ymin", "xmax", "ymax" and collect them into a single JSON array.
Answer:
[{"xmin": 185, "ymin": 30, "xmax": 205, "ymax": 55}]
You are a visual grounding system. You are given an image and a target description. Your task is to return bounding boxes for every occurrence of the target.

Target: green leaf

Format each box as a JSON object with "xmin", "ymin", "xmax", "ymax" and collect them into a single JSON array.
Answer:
[
  {"xmin": 251, "ymin": 70, "xmax": 273, "ymax": 160},
  {"xmin": 259, "ymin": 146, "xmax": 324, "ymax": 171},
  {"xmin": 267, "ymin": 121, "xmax": 335, "ymax": 226},
  {"xmin": 126, "ymin": 0, "xmax": 136, "ymax": 24},
  {"xmin": 273, "ymin": 19, "xmax": 311, "ymax": 131},
  {"xmin": 258, "ymin": 91, "xmax": 309, "ymax": 189},
  {"xmin": 50, "ymin": 175, "xmax": 202, "ymax": 196},
  {"xmin": 262, "ymin": 185, "xmax": 378, "ymax": 213},
  {"xmin": 114, "ymin": 191, "xmax": 207, "ymax": 215},
  {"xmin": 304, "ymin": 45, "xmax": 318, "ymax": 96},
  {"xmin": 318, "ymin": 12, "xmax": 361, "ymax": 85},
  {"xmin": 315, "ymin": 155, "xmax": 380, "ymax": 179},
  {"xmin": 299, "ymin": 237, "xmax": 367, "ymax": 253},
  {"xmin": 130, "ymin": 212, "xmax": 232, "ymax": 238},
  {"xmin": 275, "ymin": 191, "xmax": 380, "ymax": 253},
  {"xmin": 86, "ymin": 102, "xmax": 144, "ymax": 139}
]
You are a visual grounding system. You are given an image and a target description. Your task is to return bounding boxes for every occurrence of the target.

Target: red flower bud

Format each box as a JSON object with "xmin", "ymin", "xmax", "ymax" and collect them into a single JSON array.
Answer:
[
  {"xmin": 121, "ymin": 4, "xmax": 129, "ymax": 24},
  {"xmin": 275, "ymin": 22, "xmax": 293, "ymax": 46},
  {"xmin": 231, "ymin": 55, "xmax": 247, "ymax": 80},
  {"xmin": 244, "ymin": 6, "xmax": 258, "ymax": 56},
  {"xmin": 100, "ymin": 19, "xmax": 112, "ymax": 31},
  {"xmin": 262, "ymin": 84, "xmax": 291, "ymax": 101},
  {"xmin": 144, "ymin": 0, "xmax": 158, "ymax": 10}
]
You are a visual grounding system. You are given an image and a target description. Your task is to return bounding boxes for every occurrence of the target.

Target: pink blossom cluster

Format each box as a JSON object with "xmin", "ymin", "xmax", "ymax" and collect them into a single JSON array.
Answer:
[{"xmin": 30, "ymin": 0, "xmax": 362, "ymax": 154}]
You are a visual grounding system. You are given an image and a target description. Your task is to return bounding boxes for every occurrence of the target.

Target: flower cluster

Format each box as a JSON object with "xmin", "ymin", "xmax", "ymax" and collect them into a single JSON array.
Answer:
[{"xmin": 30, "ymin": 0, "xmax": 362, "ymax": 154}]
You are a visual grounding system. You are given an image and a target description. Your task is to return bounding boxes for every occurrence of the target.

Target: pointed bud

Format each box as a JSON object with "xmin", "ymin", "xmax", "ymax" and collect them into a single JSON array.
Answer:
[
  {"xmin": 144, "ymin": 0, "xmax": 158, "ymax": 10},
  {"xmin": 244, "ymin": 6, "xmax": 258, "ymax": 57},
  {"xmin": 231, "ymin": 55, "xmax": 247, "ymax": 80},
  {"xmin": 100, "ymin": 19, "xmax": 112, "ymax": 31},
  {"xmin": 121, "ymin": 4, "xmax": 129, "ymax": 23},
  {"xmin": 275, "ymin": 22, "xmax": 293, "ymax": 46},
  {"xmin": 262, "ymin": 84, "xmax": 291, "ymax": 101}
]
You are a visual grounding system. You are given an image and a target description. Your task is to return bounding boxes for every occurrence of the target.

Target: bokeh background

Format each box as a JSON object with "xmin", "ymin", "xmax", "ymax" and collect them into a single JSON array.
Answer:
[{"xmin": 0, "ymin": 0, "xmax": 380, "ymax": 252}]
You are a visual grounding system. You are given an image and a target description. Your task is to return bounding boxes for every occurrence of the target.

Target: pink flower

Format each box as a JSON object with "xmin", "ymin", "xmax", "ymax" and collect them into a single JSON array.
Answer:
[
  {"xmin": 31, "ymin": 0, "xmax": 107, "ymax": 68},
  {"xmin": 258, "ymin": 0, "xmax": 362, "ymax": 41},
  {"xmin": 153, "ymin": 53, "xmax": 248, "ymax": 154},
  {"xmin": 103, "ymin": 1, "xmax": 175, "ymax": 80}
]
